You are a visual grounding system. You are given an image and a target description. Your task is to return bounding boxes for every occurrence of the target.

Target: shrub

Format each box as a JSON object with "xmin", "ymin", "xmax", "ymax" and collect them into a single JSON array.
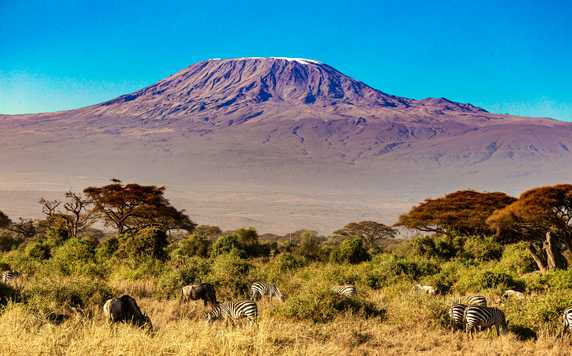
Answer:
[
  {"xmin": 22, "ymin": 276, "xmax": 113, "ymax": 317},
  {"xmin": 411, "ymin": 235, "xmax": 460, "ymax": 260},
  {"xmin": 456, "ymin": 270, "xmax": 524, "ymax": 293},
  {"xmin": 503, "ymin": 291, "xmax": 572, "ymax": 334},
  {"xmin": 46, "ymin": 225, "xmax": 70, "ymax": 248},
  {"xmin": 115, "ymin": 228, "xmax": 169, "ymax": 262},
  {"xmin": 293, "ymin": 231, "xmax": 324, "ymax": 261},
  {"xmin": 497, "ymin": 242, "xmax": 537, "ymax": 274},
  {"xmin": 462, "ymin": 235, "xmax": 503, "ymax": 261},
  {"xmin": 0, "ymin": 232, "xmax": 21, "ymax": 252},
  {"xmin": 95, "ymin": 237, "xmax": 119, "ymax": 261},
  {"xmin": 274, "ymin": 287, "xmax": 384, "ymax": 323},
  {"xmin": 158, "ymin": 257, "xmax": 211, "ymax": 299},
  {"xmin": 330, "ymin": 238, "xmax": 370, "ymax": 264},
  {"xmin": 207, "ymin": 253, "xmax": 252, "ymax": 297},
  {"xmin": 258, "ymin": 253, "xmax": 306, "ymax": 282},
  {"xmin": 25, "ymin": 241, "xmax": 51, "ymax": 260},
  {"xmin": 171, "ymin": 233, "xmax": 210, "ymax": 258},
  {"xmin": 51, "ymin": 238, "xmax": 100, "ymax": 276}
]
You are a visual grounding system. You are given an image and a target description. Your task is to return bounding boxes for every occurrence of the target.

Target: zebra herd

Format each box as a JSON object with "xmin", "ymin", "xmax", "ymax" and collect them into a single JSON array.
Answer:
[
  {"xmin": 102, "ymin": 281, "xmax": 358, "ymax": 328},
  {"xmin": 3, "ymin": 268, "xmax": 572, "ymax": 336}
]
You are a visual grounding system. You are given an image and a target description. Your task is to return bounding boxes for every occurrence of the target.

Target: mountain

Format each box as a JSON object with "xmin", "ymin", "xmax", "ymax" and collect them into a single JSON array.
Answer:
[{"xmin": 1, "ymin": 57, "xmax": 572, "ymax": 233}]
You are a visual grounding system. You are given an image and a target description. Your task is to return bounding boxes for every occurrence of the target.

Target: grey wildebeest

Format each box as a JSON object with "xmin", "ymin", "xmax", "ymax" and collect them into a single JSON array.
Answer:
[
  {"xmin": 103, "ymin": 295, "xmax": 152, "ymax": 329},
  {"xmin": 180, "ymin": 283, "xmax": 217, "ymax": 307}
]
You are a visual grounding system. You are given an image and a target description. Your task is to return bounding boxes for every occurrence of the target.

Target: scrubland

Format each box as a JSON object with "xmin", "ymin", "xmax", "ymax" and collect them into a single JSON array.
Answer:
[{"xmin": 1, "ymin": 228, "xmax": 572, "ymax": 355}]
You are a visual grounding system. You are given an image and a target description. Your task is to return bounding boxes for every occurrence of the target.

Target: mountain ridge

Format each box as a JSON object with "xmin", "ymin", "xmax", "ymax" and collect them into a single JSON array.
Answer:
[{"xmin": 0, "ymin": 57, "xmax": 571, "ymax": 233}]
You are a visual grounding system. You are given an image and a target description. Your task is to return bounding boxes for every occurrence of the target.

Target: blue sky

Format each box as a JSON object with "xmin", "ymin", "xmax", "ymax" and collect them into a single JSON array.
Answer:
[{"xmin": 1, "ymin": 0, "xmax": 571, "ymax": 120}]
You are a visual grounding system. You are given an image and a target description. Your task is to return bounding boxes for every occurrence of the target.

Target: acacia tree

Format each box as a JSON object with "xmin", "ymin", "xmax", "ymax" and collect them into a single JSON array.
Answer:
[
  {"xmin": 397, "ymin": 190, "xmax": 516, "ymax": 236},
  {"xmin": 39, "ymin": 191, "xmax": 96, "ymax": 238},
  {"xmin": 333, "ymin": 221, "xmax": 397, "ymax": 250},
  {"xmin": 487, "ymin": 184, "xmax": 572, "ymax": 272},
  {"xmin": 84, "ymin": 180, "xmax": 195, "ymax": 234}
]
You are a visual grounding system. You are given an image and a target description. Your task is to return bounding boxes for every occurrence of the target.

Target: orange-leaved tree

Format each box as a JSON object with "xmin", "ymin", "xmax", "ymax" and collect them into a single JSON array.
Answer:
[
  {"xmin": 397, "ymin": 190, "xmax": 516, "ymax": 236},
  {"xmin": 84, "ymin": 180, "xmax": 195, "ymax": 234},
  {"xmin": 487, "ymin": 184, "xmax": 572, "ymax": 272}
]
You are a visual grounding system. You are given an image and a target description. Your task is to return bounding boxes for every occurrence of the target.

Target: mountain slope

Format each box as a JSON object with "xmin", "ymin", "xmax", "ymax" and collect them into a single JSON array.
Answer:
[{"xmin": 1, "ymin": 57, "xmax": 571, "ymax": 232}]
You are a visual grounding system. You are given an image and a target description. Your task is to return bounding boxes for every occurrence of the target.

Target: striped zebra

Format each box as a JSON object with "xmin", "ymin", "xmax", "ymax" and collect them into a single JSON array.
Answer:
[
  {"xmin": 250, "ymin": 281, "xmax": 286, "ymax": 302},
  {"xmin": 562, "ymin": 308, "xmax": 572, "ymax": 334},
  {"xmin": 464, "ymin": 306, "xmax": 508, "ymax": 336},
  {"xmin": 462, "ymin": 295, "xmax": 487, "ymax": 306},
  {"xmin": 1, "ymin": 271, "xmax": 20, "ymax": 284},
  {"xmin": 204, "ymin": 301, "xmax": 258, "ymax": 326},
  {"xmin": 331, "ymin": 285, "xmax": 357, "ymax": 297},
  {"xmin": 449, "ymin": 303, "xmax": 467, "ymax": 330}
]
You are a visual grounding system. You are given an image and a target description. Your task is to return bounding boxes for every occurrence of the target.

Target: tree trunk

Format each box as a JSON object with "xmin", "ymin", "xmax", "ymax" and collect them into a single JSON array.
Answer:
[
  {"xmin": 544, "ymin": 231, "xmax": 568, "ymax": 270},
  {"xmin": 528, "ymin": 242, "xmax": 548, "ymax": 273}
]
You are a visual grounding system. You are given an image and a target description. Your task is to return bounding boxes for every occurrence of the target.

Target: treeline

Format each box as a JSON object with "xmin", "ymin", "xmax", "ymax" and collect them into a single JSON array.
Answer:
[{"xmin": 1, "ymin": 181, "xmax": 572, "ymax": 275}]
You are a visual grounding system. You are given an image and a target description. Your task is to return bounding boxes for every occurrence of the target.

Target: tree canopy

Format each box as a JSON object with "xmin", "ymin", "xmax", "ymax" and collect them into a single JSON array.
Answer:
[
  {"xmin": 487, "ymin": 184, "xmax": 572, "ymax": 272},
  {"xmin": 83, "ymin": 180, "xmax": 195, "ymax": 233},
  {"xmin": 397, "ymin": 190, "xmax": 516, "ymax": 236},
  {"xmin": 333, "ymin": 221, "xmax": 396, "ymax": 250}
]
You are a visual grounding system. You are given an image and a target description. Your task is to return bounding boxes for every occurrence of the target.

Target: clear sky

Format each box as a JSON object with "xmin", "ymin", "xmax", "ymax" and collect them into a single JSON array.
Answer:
[{"xmin": 1, "ymin": 0, "xmax": 571, "ymax": 120}]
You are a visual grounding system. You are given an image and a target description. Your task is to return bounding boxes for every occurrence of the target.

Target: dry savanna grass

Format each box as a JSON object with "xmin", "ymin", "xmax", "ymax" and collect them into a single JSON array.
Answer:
[{"xmin": 1, "ymin": 289, "xmax": 571, "ymax": 356}]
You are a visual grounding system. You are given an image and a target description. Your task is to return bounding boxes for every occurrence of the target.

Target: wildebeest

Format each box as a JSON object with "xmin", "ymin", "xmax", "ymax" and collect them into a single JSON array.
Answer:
[
  {"xmin": 103, "ymin": 295, "xmax": 152, "ymax": 328},
  {"xmin": 180, "ymin": 283, "xmax": 217, "ymax": 307}
]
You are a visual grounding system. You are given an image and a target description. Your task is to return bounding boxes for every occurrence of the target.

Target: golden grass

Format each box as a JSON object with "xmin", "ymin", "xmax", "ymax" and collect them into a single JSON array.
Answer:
[{"xmin": 1, "ymin": 290, "xmax": 571, "ymax": 355}]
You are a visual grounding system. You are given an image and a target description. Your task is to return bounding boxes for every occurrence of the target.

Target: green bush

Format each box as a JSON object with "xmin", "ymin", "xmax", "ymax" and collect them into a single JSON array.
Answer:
[
  {"xmin": 95, "ymin": 237, "xmax": 119, "ymax": 261},
  {"xmin": 497, "ymin": 242, "xmax": 537, "ymax": 275},
  {"xmin": 22, "ymin": 276, "xmax": 113, "ymax": 317},
  {"xmin": 411, "ymin": 235, "xmax": 460, "ymax": 260},
  {"xmin": 274, "ymin": 287, "xmax": 384, "ymax": 323},
  {"xmin": 0, "ymin": 232, "xmax": 21, "ymax": 252},
  {"xmin": 503, "ymin": 291, "xmax": 572, "ymax": 334},
  {"xmin": 25, "ymin": 241, "xmax": 51, "ymax": 260},
  {"xmin": 207, "ymin": 253, "xmax": 252, "ymax": 296},
  {"xmin": 522, "ymin": 269, "xmax": 572, "ymax": 292},
  {"xmin": 462, "ymin": 236, "xmax": 503, "ymax": 261},
  {"xmin": 115, "ymin": 228, "xmax": 169, "ymax": 262},
  {"xmin": 158, "ymin": 257, "xmax": 211, "ymax": 299},
  {"xmin": 330, "ymin": 238, "xmax": 370, "ymax": 264},
  {"xmin": 258, "ymin": 253, "xmax": 306, "ymax": 283},
  {"xmin": 46, "ymin": 225, "xmax": 70, "ymax": 248},
  {"xmin": 170, "ymin": 233, "xmax": 210, "ymax": 258},
  {"xmin": 210, "ymin": 228, "xmax": 268, "ymax": 259},
  {"xmin": 51, "ymin": 238, "xmax": 101, "ymax": 276},
  {"xmin": 456, "ymin": 270, "xmax": 524, "ymax": 293}
]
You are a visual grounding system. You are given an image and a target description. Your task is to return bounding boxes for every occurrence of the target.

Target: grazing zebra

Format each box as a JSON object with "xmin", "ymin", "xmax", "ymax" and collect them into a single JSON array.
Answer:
[
  {"xmin": 464, "ymin": 306, "xmax": 508, "ymax": 336},
  {"xmin": 462, "ymin": 295, "xmax": 487, "ymax": 306},
  {"xmin": 204, "ymin": 301, "xmax": 258, "ymax": 326},
  {"xmin": 250, "ymin": 281, "xmax": 286, "ymax": 302},
  {"xmin": 331, "ymin": 285, "xmax": 357, "ymax": 297},
  {"xmin": 562, "ymin": 308, "xmax": 572, "ymax": 334},
  {"xmin": 449, "ymin": 303, "xmax": 467, "ymax": 330},
  {"xmin": 1, "ymin": 271, "xmax": 20, "ymax": 284}
]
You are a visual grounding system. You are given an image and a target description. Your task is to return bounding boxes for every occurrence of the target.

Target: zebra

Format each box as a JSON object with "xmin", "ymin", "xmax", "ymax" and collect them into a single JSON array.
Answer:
[
  {"xmin": 449, "ymin": 303, "xmax": 467, "ymax": 330},
  {"xmin": 250, "ymin": 281, "xmax": 286, "ymax": 302},
  {"xmin": 562, "ymin": 308, "xmax": 572, "ymax": 334},
  {"xmin": 464, "ymin": 306, "xmax": 508, "ymax": 336},
  {"xmin": 204, "ymin": 301, "xmax": 258, "ymax": 326},
  {"xmin": 462, "ymin": 295, "xmax": 487, "ymax": 306},
  {"xmin": 1, "ymin": 271, "xmax": 20, "ymax": 284},
  {"xmin": 331, "ymin": 285, "xmax": 357, "ymax": 297}
]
